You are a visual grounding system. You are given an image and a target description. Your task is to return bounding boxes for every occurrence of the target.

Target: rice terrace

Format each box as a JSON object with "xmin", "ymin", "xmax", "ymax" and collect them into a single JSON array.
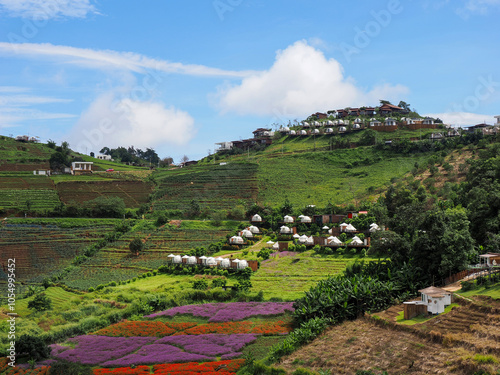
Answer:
[{"xmin": 2, "ymin": 108, "xmax": 500, "ymax": 375}]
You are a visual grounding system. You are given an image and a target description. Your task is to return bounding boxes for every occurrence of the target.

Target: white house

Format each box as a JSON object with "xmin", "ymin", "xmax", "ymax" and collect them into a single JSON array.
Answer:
[
  {"xmin": 418, "ymin": 286, "xmax": 452, "ymax": 315},
  {"xmin": 71, "ymin": 162, "xmax": 93, "ymax": 175},
  {"xmin": 96, "ymin": 154, "xmax": 113, "ymax": 161},
  {"xmin": 215, "ymin": 142, "xmax": 233, "ymax": 151},
  {"xmin": 33, "ymin": 169, "xmax": 51, "ymax": 176},
  {"xmin": 495, "ymin": 115, "xmax": 500, "ymax": 126},
  {"xmin": 479, "ymin": 253, "xmax": 500, "ymax": 267},
  {"xmin": 385, "ymin": 118, "xmax": 397, "ymax": 126},
  {"xmin": 423, "ymin": 118, "xmax": 435, "ymax": 125}
]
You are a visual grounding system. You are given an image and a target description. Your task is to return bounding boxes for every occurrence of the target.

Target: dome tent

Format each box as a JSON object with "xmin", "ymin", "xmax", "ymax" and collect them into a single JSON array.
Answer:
[
  {"xmin": 293, "ymin": 233, "xmax": 300, "ymax": 239},
  {"xmin": 241, "ymin": 229, "xmax": 253, "ymax": 238},
  {"xmin": 351, "ymin": 236, "xmax": 363, "ymax": 245},
  {"xmin": 300, "ymin": 216, "xmax": 312, "ymax": 223},
  {"xmin": 220, "ymin": 258, "xmax": 231, "ymax": 268},
  {"xmin": 252, "ymin": 214, "xmax": 262, "ymax": 222},
  {"xmin": 238, "ymin": 260, "xmax": 249, "ymax": 269},
  {"xmin": 266, "ymin": 240, "xmax": 275, "ymax": 248},
  {"xmin": 206, "ymin": 257, "xmax": 217, "ymax": 266},
  {"xmin": 173, "ymin": 255, "xmax": 182, "ymax": 264},
  {"xmin": 284, "ymin": 215, "xmax": 294, "ymax": 223},
  {"xmin": 230, "ymin": 236, "xmax": 244, "ymax": 245},
  {"xmin": 248, "ymin": 225, "xmax": 260, "ymax": 234},
  {"xmin": 272, "ymin": 242, "xmax": 280, "ymax": 250},
  {"xmin": 187, "ymin": 256, "xmax": 197, "ymax": 265},
  {"xmin": 280, "ymin": 226, "xmax": 292, "ymax": 234},
  {"xmin": 346, "ymin": 224, "xmax": 357, "ymax": 232}
]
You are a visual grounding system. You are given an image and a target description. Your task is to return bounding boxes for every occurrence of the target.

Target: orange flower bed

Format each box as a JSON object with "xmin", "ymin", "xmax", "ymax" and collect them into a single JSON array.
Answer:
[
  {"xmin": 0, "ymin": 358, "xmax": 50, "ymax": 375},
  {"xmin": 93, "ymin": 365, "xmax": 151, "ymax": 374},
  {"xmin": 94, "ymin": 321, "xmax": 197, "ymax": 337},
  {"xmin": 94, "ymin": 320, "xmax": 291, "ymax": 338},
  {"xmin": 185, "ymin": 320, "xmax": 292, "ymax": 335},
  {"xmin": 153, "ymin": 359, "xmax": 245, "ymax": 374}
]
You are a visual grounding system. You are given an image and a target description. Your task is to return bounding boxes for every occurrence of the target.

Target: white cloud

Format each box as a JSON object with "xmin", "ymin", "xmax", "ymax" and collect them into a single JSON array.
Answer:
[
  {"xmin": 425, "ymin": 112, "xmax": 495, "ymax": 126},
  {"xmin": 0, "ymin": 42, "xmax": 255, "ymax": 78},
  {"xmin": 0, "ymin": 0, "xmax": 98, "ymax": 19},
  {"xmin": 213, "ymin": 40, "xmax": 409, "ymax": 119},
  {"xmin": 456, "ymin": 0, "xmax": 500, "ymax": 17},
  {"xmin": 69, "ymin": 91, "xmax": 196, "ymax": 154},
  {"xmin": 0, "ymin": 89, "xmax": 75, "ymax": 128}
]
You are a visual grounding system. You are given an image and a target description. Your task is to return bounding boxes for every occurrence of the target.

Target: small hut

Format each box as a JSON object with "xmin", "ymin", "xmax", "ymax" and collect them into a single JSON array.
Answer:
[
  {"xmin": 187, "ymin": 256, "xmax": 197, "ymax": 265},
  {"xmin": 172, "ymin": 255, "xmax": 182, "ymax": 264},
  {"xmin": 251, "ymin": 214, "xmax": 262, "ymax": 222}
]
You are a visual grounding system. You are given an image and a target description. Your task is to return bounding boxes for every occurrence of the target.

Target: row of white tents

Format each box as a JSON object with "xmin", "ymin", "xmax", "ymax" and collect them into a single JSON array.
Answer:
[{"xmin": 167, "ymin": 254, "xmax": 249, "ymax": 269}]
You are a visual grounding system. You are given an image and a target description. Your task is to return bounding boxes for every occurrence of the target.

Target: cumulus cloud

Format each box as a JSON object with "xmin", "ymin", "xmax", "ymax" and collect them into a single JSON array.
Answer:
[
  {"xmin": 425, "ymin": 112, "xmax": 495, "ymax": 126},
  {"xmin": 0, "ymin": 0, "xmax": 98, "ymax": 19},
  {"xmin": 69, "ymin": 91, "xmax": 196, "ymax": 154},
  {"xmin": 455, "ymin": 0, "xmax": 500, "ymax": 17},
  {"xmin": 213, "ymin": 40, "xmax": 409, "ymax": 118},
  {"xmin": 0, "ymin": 42, "xmax": 255, "ymax": 78}
]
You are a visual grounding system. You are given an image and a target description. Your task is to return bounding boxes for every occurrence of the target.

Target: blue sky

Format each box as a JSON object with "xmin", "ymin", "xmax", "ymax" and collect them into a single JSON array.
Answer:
[{"xmin": 0, "ymin": 0, "xmax": 499, "ymax": 162}]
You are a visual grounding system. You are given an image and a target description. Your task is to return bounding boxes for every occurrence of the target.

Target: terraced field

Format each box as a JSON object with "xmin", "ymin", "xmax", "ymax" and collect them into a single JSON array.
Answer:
[
  {"xmin": 0, "ymin": 222, "xmax": 115, "ymax": 283},
  {"xmin": 0, "ymin": 175, "xmax": 60, "ymax": 211},
  {"xmin": 252, "ymin": 252, "xmax": 367, "ymax": 300},
  {"xmin": 56, "ymin": 180, "xmax": 154, "ymax": 208},
  {"xmin": 62, "ymin": 222, "xmax": 234, "ymax": 290},
  {"xmin": 152, "ymin": 163, "xmax": 258, "ymax": 211}
]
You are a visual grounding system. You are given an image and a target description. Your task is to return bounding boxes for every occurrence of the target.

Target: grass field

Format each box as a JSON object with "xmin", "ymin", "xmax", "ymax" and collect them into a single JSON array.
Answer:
[
  {"xmin": 151, "ymin": 163, "xmax": 258, "ymax": 211},
  {"xmin": 252, "ymin": 251, "xmax": 372, "ymax": 300},
  {"xmin": 256, "ymin": 148, "xmax": 430, "ymax": 207}
]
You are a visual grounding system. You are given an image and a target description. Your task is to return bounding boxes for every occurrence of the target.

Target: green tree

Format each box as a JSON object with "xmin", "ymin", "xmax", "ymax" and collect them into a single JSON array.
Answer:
[
  {"xmin": 87, "ymin": 196, "xmax": 126, "ymax": 218},
  {"xmin": 27, "ymin": 293, "xmax": 52, "ymax": 312},
  {"xmin": 412, "ymin": 207, "xmax": 474, "ymax": 280},
  {"xmin": 129, "ymin": 237, "xmax": 144, "ymax": 256},
  {"xmin": 358, "ymin": 129, "xmax": 377, "ymax": 146},
  {"xmin": 17, "ymin": 335, "xmax": 50, "ymax": 361}
]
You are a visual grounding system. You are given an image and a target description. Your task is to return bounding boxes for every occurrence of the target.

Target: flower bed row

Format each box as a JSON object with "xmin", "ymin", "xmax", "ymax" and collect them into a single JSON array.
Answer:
[
  {"xmin": 51, "ymin": 334, "xmax": 257, "ymax": 367},
  {"xmin": 93, "ymin": 319, "xmax": 292, "ymax": 337},
  {"xmin": 0, "ymin": 358, "xmax": 49, "ymax": 375},
  {"xmin": 146, "ymin": 302, "xmax": 295, "ymax": 322},
  {"xmin": 93, "ymin": 359, "xmax": 245, "ymax": 375}
]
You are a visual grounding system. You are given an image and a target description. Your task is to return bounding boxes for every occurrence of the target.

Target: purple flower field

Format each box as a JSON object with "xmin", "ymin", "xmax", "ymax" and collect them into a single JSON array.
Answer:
[
  {"xmin": 50, "ymin": 334, "xmax": 257, "ymax": 367},
  {"xmin": 145, "ymin": 302, "xmax": 295, "ymax": 322},
  {"xmin": 52, "ymin": 336, "xmax": 156, "ymax": 365}
]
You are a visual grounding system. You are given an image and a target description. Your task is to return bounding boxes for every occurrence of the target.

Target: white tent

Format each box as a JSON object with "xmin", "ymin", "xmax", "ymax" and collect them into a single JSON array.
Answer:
[
  {"xmin": 328, "ymin": 236, "xmax": 342, "ymax": 245},
  {"xmin": 182, "ymin": 255, "xmax": 190, "ymax": 260},
  {"xmin": 353, "ymin": 124, "xmax": 361, "ymax": 129},
  {"xmin": 284, "ymin": 215, "xmax": 294, "ymax": 223},
  {"xmin": 338, "ymin": 120, "xmax": 345, "ymax": 125},
  {"xmin": 238, "ymin": 260, "xmax": 249, "ymax": 269},
  {"xmin": 346, "ymin": 224, "xmax": 357, "ymax": 232},
  {"xmin": 339, "ymin": 223, "xmax": 348, "ymax": 231},
  {"xmin": 354, "ymin": 118, "xmax": 362, "ymax": 124},
  {"xmin": 322, "ymin": 226, "xmax": 329, "ymax": 230},
  {"xmin": 248, "ymin": 225, "xmax": 260, "ymax": 234},
  {"xmin": 252, "ymin": 214, "xmax": 262, "ymax": 222},
  {"xmin": 220, "ymin": 259, "xmax": 231, "ymax": 268},
  {"xmin": 167, "ymin": 254, "xmax": 175, "ymax": 262},
  {"xmin": 300, "ymin": 130, "xmax": 308, "ymax": 135},
  {"xmin": 299, "ymin": 235, "xmax": 308, "ymax": 243},
  {"xmin": 314, "ymin": 121, "xmax": 320, "ymax": 127},
  {"xmin": 206, "ymin": 257, "xmax": 217, "ymax": 266},
  {"xmin": 241, "ymin": 229, "xmax": 253, "ymax": 238},
  {"xmin": 312, "ymin": 129, "xmax": 320, "ymax": 134},
  {"xmin": 303, "ymin": 121, "xmax": 310, "ymax": 127},
  {"xmin": 351, "ymin": 237, "xmax": 363, "ymax": 246},
  {"xmin": 272, "ymin": 242, "xmax": 280, "ymax": 250},
  {"xmin": 325, "ymin": 128, "xmax": 334, "ymax": 133},
  {"xmin": 266, "ymin": 240, "xmax": 275, "ymax": 248},
  {"xmin": 339, "ymin": 126, "xmax": 347, "ymax": 132},
  {"xmin": 307, "ymin": 236, "xmax": 314, "ymax": 245},
  {"xmin": 173, "ymin": 255, "xmax": 182, "ymax": 264},
  {"xmin": 280, "ymin": 226, "xmax": 292, "ymax": 234},
  {"xmin": 293, "ymin": 233, "xmax": 300, "ymax": 239},
  {"xmin": 301, "ymin": 216, "xmax": 312, "ymax": 223},
  {"xmin": 327, "ymin": 120, "xmax": 334, "ymax": 126},
  {"xmin": 187, "ymin": 256, "xmax": 197, "ymax": 265},
  {"xmin": 230, "ymin": 236, "xmax": 244, "ymax": 244},
  {"xmin": 199, "ymin": 255, "xmax": 207, "ymax": 265},
  {"xmin": 370, "ymin": 223, "xmax": 380, "ymax": 232},
  {"xmin": 215, "ymin": 257, "xmax": 224, "ymax": 262},
  {"xmin": 289, "ymin": 130, "xmax": 296, "ymax": 135},
  {"xmin": 298, "ymin": 215, "xmax": 305, "ymax": 219}
]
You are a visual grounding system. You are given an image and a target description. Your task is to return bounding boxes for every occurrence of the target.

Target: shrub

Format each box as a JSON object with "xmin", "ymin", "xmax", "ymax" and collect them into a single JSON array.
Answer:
[
  {"xmin": 293, "ymin": 368, "xmax": 317, "ymax": 375},
  {"xmin": 192, "ymin": 279, "xmax": 209, "ymax": 290},
  {"xmin": 48, "ymin": 359, "xmax": 93, "ymax": 375},
  {"xmin": 28, "ymin": 293, "xmax": 52, "ymax": 312}
]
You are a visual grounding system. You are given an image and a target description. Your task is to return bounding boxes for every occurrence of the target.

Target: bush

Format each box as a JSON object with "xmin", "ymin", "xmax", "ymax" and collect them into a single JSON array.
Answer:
[
  {"xmin": 28, "ymin": 293, "xmax": 52, "ymax": 312},
  {"xmin": 129, "ymin": 237, "xmax": 144, "ymax": 255},
  {"xmin": 48, "ymin": 359, "xmax": 93, "ymax": 375},
  {"xmin": 258, "ymin": 248, "xmax": 272, "ymax": 260},
  {"xmin": 17, "ymin": 335, "xmax": 50, "ymax": 361},
  {"xmin": 192, "ymin": 279, "xmax": 209, "ymax": 290}
]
